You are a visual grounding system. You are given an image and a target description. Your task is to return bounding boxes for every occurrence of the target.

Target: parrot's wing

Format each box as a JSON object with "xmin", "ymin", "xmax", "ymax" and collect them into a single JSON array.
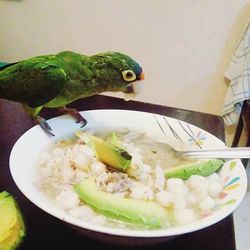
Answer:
[
  {"xmin": 0, "ymin": 57, "xmax": 68, "ymax": 107},
  {"xmin": 22, "ymin": 65, "xmax": 68, "ymax": 108}
]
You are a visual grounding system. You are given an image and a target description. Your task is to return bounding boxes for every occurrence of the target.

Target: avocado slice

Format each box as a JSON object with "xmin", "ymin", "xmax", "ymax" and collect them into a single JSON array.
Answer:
[
  {"xmin": 106, "ymin": 132, "xmax": 122, "ymax": 148},
  {"xmin": 165, "ymin": 159, "xmax": 224, "ymax": 180},
  {"xmin": 90, "ymin": 135, "xmax": 132, "ymax": 172},
  {"xmin": 0, "ymin": 191, "xmax": 25, "ymax": 250},
  {"xmin": 75, "ymin": 131, "xmax": 132, "ymax": 172},
  {"xmin": 75, "ymin": 178, "xmax": 171, "ymax": 228}
]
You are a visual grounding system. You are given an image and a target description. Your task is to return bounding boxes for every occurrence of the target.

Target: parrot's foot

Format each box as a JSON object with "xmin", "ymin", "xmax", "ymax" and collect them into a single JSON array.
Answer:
[
  {"xmin": 36, "ymin": 116, "xmax": 55, "ymax": 136},
  {"xmin": 58, "ymin": 107, "xmax": 87, "ymax": 127}
]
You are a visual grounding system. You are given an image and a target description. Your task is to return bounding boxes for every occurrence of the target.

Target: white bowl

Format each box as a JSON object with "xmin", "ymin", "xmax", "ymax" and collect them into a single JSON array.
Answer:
[{"xmin": 9, "ymin": 109, "xmax": 247, "ymax": 245}]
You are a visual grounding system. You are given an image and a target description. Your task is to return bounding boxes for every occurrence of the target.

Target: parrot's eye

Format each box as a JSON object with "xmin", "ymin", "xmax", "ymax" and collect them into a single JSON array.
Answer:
[{"xmin": 122, "ymin": 70, "xmax": 136, "ymax": 82}]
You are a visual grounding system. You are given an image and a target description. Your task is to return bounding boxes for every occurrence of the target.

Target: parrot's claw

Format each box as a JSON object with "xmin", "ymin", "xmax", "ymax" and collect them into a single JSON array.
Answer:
[
  {"xmin": 36, "ymin": 116, "xmax": 55, "ymax": 136},
  {"xmin": 75, "ymin": 114, "xmax": 87, "ymax": 127},
  {"xmin": 58, "ymin": 107, "xmax": 87, "ymax": 127}
]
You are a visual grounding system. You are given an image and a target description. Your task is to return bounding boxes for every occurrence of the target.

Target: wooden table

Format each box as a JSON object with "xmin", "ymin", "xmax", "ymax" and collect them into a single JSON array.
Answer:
[{"xmin": 0, "ymin": 95, "xmax": 236, "ymax": 250}]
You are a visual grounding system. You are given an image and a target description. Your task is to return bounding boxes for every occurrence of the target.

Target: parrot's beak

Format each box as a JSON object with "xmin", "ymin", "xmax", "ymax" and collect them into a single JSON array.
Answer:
[{"xmin": 139, "ymin": 70, "xmax": 145, "ymax": 80}]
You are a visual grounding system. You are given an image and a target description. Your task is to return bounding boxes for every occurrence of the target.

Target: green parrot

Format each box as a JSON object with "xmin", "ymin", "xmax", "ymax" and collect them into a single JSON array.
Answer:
[{"xmin": 0, "ymin": 51, "xmax": 144, "ymax": 135}]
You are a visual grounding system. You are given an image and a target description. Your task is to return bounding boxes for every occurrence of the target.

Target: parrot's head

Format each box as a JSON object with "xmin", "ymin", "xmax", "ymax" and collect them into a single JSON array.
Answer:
[{"xmin": 92, "ymin": 52, "xmax": 144, "ymax": 100}]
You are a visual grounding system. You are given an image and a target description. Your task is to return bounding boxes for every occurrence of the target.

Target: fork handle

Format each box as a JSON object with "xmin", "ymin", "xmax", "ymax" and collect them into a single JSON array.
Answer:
[{"xmin": 179, "ymin": 147, "xmax": 250, "ymax": 159}]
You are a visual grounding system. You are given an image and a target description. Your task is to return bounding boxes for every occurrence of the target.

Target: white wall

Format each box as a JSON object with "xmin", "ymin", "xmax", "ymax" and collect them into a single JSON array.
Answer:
[{"xmin": 0, "ymin": 0, "xmax": 249, "ymax": 116}]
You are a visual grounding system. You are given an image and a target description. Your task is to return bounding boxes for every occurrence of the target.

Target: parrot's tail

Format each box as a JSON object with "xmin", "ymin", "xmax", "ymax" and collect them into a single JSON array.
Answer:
[{"xmin": 0, "ymin": 62, "xmax": 18, "ymax": 71}]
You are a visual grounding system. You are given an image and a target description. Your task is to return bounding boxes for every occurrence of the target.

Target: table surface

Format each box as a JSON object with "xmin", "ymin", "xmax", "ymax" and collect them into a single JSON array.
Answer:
[{"xmin": 0, "ymin": 95, "xmax": 236, "ymax": 250}]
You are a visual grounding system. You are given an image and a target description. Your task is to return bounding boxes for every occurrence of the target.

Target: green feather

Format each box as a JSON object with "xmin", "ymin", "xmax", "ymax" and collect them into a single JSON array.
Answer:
[{"xmin": 0, "ymin": 51, "xmax": 143, "ymax": 115}]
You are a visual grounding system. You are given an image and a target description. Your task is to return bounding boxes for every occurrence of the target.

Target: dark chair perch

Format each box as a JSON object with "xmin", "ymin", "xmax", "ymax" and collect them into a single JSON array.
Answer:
[{"xmin": 231, "ymin": 100, "xmax": 250, "ymax": 166}]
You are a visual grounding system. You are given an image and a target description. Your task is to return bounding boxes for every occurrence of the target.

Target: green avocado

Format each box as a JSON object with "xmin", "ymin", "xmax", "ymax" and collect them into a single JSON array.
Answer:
[
  {"xmin": 165, "ymin": 159, "xmax": 224, "ymax": 180},
  {"xmin": 75, "ymin": 178, "xmax": 171, "ymax": 228},
  {"xmin": 106, "ymin": 132, "xmax": 122, "ymax": 148},
  {"xmin": 75, "ymin": 131, "xmax": 131, "ymax": 172},
  {"xmin": 91, "ymin": 135, "xmax": 132, "ymax": 172},
  {"xmin": 0, "ymin": 191, "xmax": 25, "ymax": 250}
]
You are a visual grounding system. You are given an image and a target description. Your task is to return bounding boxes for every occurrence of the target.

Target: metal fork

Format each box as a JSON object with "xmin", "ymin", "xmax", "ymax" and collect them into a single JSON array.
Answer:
[
  {"xmin": 154, "ymin": 115, "xmax": 250, "ymax": 159},
  {"xmin": 176, "ymin": 147, "xmax": 250, "ymax": 159}
]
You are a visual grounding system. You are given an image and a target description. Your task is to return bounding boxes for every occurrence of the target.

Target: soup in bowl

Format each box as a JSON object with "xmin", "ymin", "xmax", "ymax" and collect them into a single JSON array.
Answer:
[{"xmin": 9, "ymin": 110, "xmax": 247, "ymax": 245}]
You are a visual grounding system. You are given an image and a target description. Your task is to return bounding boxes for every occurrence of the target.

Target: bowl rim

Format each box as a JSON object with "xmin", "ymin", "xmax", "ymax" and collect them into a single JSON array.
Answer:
[{"xmin": 9, "ymin": 109, "xmax": 248, "ymax": 238}]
